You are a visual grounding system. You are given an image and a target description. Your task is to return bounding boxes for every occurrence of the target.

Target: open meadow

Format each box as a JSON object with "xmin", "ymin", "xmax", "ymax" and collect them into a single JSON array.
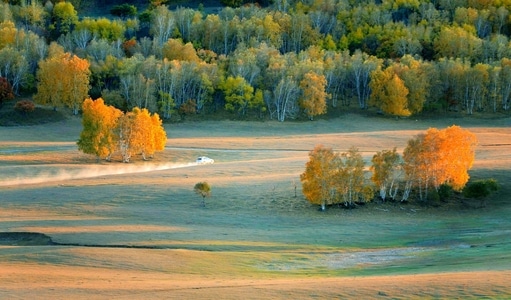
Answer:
[{"xmin": 0, "ymin": 114, "xmax": 510, "ymax": 299}]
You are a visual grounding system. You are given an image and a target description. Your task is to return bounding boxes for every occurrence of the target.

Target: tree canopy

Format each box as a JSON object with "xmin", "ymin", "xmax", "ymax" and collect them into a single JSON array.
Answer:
[
  {"xmin": 78, "ymin": 98, "xmax": 167, "ymax": 162},
  {"xmin": 34, "ymin": 43, "xmax": 90, "ymax": 114},
  {"xmin": 302, "ymin": 126, "xmax": 478, "ymax": 207},
  {"xmin": 3, "ymin": 0, "xmax": 511, "ymax": 120}
]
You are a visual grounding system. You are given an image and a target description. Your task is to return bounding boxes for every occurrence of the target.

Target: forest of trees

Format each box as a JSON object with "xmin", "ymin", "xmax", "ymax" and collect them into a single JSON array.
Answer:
[
  {"xmin": 300, "ymin": 126, "xmax": 478, "ymax": 210},
  {"xmin": 1, "ymin": 0, "xmax": 511, "ymax": 122}
]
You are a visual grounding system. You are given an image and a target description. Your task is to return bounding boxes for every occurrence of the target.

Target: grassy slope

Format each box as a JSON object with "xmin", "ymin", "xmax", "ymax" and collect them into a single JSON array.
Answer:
[{"xmin": 0, "ymin": 114, "xmax": 510, "ymax": 298}]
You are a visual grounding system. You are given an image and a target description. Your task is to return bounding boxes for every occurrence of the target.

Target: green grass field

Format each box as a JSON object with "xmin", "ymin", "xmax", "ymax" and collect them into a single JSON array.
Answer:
[{"xmin": 0, "ymin": 112, "xmax": 510, "ymax": 298}]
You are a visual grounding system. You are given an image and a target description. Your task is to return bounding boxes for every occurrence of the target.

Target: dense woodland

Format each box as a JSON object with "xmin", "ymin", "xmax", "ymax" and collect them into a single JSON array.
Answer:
[{"xmin": 2, "ymin": 0, "xmax": 511, "ymax": 121}]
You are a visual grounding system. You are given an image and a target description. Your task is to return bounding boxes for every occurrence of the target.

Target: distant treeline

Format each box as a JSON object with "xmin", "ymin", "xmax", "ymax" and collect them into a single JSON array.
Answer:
[{"xmin": 1, "ymin": 0, "xmax": 511, "ymax": 121}]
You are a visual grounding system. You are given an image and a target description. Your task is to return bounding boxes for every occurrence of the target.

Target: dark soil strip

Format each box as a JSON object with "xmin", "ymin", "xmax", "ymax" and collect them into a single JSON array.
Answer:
[
  {"xmin": 0, "ymin": 232, "xmax": 56, "ymax": 246},
  {"xmin": 0, "ymin": 232, "xmax": 189, "ymax": 250}
]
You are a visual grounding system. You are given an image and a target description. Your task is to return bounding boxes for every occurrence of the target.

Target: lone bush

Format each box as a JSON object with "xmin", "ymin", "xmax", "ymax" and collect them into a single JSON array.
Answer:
[
  {"xmin": 14, "ymin": 100, "xmax": 36, "ymax": 115},
  {"xmin": 462, "ymin": 179, "xmax": 499, "ymax": 199}
]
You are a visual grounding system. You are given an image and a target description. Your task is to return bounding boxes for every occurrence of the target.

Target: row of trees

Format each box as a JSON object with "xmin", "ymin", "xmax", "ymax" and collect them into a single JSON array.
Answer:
[
  {"xmin": 300, "ymin": 125, "xmax": 478, "ymax": 210},
  {"xmin": 15, "ymin": 0, "xmax": 510, "ymax": 60},
  {"xmin": 2, "ymin": 1, "xmax": 511, "ymax": 120},
  {"xmin": 77, "ymin": 98, "xmax": 167, "ymax": 162}
]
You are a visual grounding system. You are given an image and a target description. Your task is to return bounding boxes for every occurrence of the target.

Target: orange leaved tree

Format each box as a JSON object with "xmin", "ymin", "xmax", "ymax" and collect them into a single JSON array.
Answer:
[{"xmin": 403, "ymin": 125, "xmax": 477, "ymax": 201}]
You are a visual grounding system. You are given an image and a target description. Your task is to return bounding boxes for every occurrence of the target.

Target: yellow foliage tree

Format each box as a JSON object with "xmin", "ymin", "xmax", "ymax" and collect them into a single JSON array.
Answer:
[
  {"xmin": 78, "ymin": 100, "xmax": 167, "ymax": 163},
  {"xmin": 300, "ymin": 145, "xmax": 339, "ymax": 211},
  {"xmin": 299, "ymin": 71, "xmax": 330, "ymax": 120},
  {"xmin": 370, "ymin": 148, "xmax": 401, "ymax": 202},
  {"xmin": 0, "ymin": 21, "xmax": 16, "ymax": 49},
  {"xmin": 162, "ymin": 38, "xmax": 201, "ymax": 63},
  {"xmin": 370, "ymin": 67, "xmax": 411, "ymax": 117},
  {"xmin": 77, "ymin": 98, "xmax": 122, "ymax": 161},
  {"xmin": 118, "ymin": 107, "xmax": 167, "ymax": 162},
  {"xmin": 34, "ymin": 43, "xmax": 90, "ymax": 114}
]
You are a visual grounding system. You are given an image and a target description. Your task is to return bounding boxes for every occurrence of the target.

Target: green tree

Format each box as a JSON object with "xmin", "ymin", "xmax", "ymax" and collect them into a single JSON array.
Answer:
[
  {"xmin": 110, "ymin": 4, "xmax": 137, "ymax": 19},
  {"xmin": 76, "ymin": 18, "xmax": 126, "ymax": 42},
  {"xmin": 51, "ymin": 1, "xmax": 78, "ymax": 38},
  {"xmin": 194, "ymin": 181, "xmax": 212, "ymax": 207},
  {"xmin": 434, "ymin": 25, "xmax": 482, "ymax": 62},
  {"xmin": 221, "ymin": 75, "xmax": 263, "ymax": 117},
  {"xmin": 300, "ymin": 145, "xmax": 339, "ymax": 211},
  {"xmin": 220, "ymin": 0, "xmax": 244, "ymax": 8},
  {"xmin": 349, "ymin": 50, "xmax": 381, "ymax": 109},
  {"xmin": 14, "ymin": 0, "xmax": 47, "ymax": 30}
]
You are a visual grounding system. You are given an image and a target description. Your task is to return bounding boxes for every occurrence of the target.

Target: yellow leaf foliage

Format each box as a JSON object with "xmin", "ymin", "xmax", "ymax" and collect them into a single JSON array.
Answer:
[
  {"xmin": 34, "ymin": 45, "xmax": 90, "ymax": 114},
  {"xmin": 300, "ymin": 145, "xmax": 339, "ymax": 209},
  {"xmin": 299, "ymin": 71, "xmax": 329, "ymax": 120},
  {"xmin": 78, "ymin": 98, "xmax": 122, "ymax": 160}
]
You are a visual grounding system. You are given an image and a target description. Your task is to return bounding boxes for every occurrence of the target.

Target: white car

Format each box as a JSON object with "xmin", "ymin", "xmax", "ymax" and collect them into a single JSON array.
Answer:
[{"xmin": 196, "ymin": 156, "xmax": 214, "ymax": 164}]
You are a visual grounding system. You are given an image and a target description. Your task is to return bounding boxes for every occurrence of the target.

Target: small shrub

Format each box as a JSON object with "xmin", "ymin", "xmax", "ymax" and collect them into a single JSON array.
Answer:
[
  {"xmin": 427, "ymin": 189, "xmax": 441, "ymax": 206},
  {"xmin": 14, "ymin": 100, "xmax": 35, "ymax": 115},
  {"xmin": 179, "ymin": 99, "xmax": 197, "ymax": 116},
  {"xmin": 438, "ymin": 184, "xmax": 453, "ymax": 201},
  {"xmin": 462, "ymin": 179, "xmax": 500, "ymax": 199}
]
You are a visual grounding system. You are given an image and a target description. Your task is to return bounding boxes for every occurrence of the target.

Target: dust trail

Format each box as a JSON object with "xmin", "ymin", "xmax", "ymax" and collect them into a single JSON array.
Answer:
[{"xmin": 0, "ymin": 163, "xmax": 197, "ymax": 187}]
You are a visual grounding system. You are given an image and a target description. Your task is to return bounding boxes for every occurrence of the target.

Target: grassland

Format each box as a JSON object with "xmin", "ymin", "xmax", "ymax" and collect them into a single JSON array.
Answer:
[{"xmin": 0, "ymin": 113, "xmax": 510, "ymax": 299}]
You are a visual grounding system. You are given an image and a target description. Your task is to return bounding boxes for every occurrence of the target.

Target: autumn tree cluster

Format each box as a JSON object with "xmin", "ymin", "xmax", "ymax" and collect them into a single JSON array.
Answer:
[
  {"xmin": 301, "ymin": 126, "xmax": 478, "ymax": 209},
  {"xmin": 301, "ymin": 145, "xmax": 373, "ymax": 210},
  {"xmin": 77, "ymin": 98, "xmax": 167, "ymax": 162},
  {"xmin": 2, "ymin": 0, "xmax": 511, "ymax": 122}
]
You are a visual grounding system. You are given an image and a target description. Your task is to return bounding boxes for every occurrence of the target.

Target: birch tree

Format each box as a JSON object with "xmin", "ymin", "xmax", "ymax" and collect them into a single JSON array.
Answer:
[
  {"xmin": 336, "ymin": 147, "xmax": 367, "ymax": 208},
  {"xmin": 403, "ymin": 126, "xmax": 477, "ymax": 202},
  {"xmin": 299, "ymin": 71, "xmax": 329, "ymax": 120},
  {"xmin": 34, "ymin": 43, "xmax": 90, "ymax": 114},
  {"xmin": 300, "ymin": 145, "xmax": 339, "ymax": 211},
  {"xmin": 349, "ymin": 50, "xmax": 381, "ymax": 109},
  {"xmin": 150, "ymin": 5, "xmax": 175, "ymax": 48},
  {"xmin": 370, "ymin": 148, "xmax": 401, "ymax": 202},
  {"xmin": 117, "ymin": 107, "xmax": 167, "ymax": 163},
  {"xmin": 77, "ymin": 97, "xmax": 122, "ymax": 161},
  {"xmin": 271, "ymin": 76, "xmax": 300, "ymax": 122}
]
